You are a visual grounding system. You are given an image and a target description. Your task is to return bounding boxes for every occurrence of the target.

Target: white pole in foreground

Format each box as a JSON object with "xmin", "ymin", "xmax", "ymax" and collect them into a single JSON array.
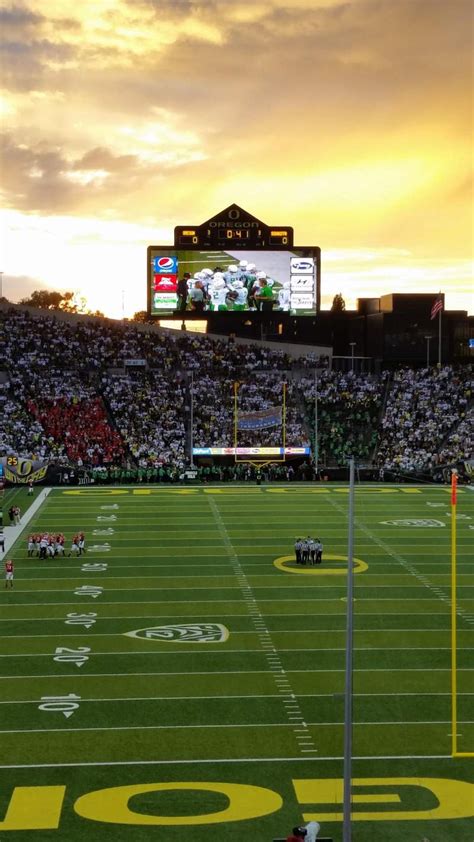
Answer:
[
  {"xmin": 343, "ymin": 457, "xmax": 355, "ymax": 841},
  {"xmin": 314, "ymin": 370, "xmax": 319, "ymax": 475},
  {"xmin": 190, "ymin": 372, "xmax": 194, "ymax": 468}
]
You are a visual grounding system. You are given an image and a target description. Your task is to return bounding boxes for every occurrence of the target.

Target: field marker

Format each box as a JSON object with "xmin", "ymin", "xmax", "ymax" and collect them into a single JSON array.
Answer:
[
  {"xmin": 64, "ymin": 612, "xmax": 97, "ymax": 629},
  {"xmin": 73, "ymin": 585, "xmax": 103, "ymax": 598},
  {"xmin": 81, "ymin": 563, "xmax": 107, "ymax": 572},
  {"xmin": 53, "ymin": 646, "xmax": 91, "ymax": 667},
  {"xmin": 38, "ymin": 694, "xmax": 81, "ymax": 718}
]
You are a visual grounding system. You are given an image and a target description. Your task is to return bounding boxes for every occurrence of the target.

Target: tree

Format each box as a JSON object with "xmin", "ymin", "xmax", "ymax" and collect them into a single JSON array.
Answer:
[
  {"xmin": 331, "ymin": 293, "xmax": 346, "ymax": 312},
  {"xmin": 19, "ymin": 289, "xmax": 104, "ymax": 317},
  {"xmin": 132, "ymin": 310, "xmax": 152, "ymax": 323}
]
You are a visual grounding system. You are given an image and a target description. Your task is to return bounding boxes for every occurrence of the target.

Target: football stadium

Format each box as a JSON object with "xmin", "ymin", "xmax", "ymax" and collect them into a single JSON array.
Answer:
[
  {"xmin": 0, "ymin": 290, "xmax": 473, "ymax": 841},
  {"xmin": 1, "ymin": 2, "xmax": 473, "ymax": 837}
]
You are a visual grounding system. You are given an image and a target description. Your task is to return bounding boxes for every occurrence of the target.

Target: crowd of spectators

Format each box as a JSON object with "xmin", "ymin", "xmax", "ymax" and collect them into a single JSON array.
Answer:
[
  {"xmin": 437, "ymin": 406, "xmax": 473, "ymax": 466},
  {"xmin": 300, "ymin": 370, "xmax": 386, "ymax": 466},
  {"xmin": 376, "ymin": 366, "xmax": 473, "ymax": 474},
  {"xmin": 102, "ymin": 372, "xmax": 186, "ymax": 468},
  {"xmin": 0, "ymin": 306, "xmax": 472, "ymax": 481}
]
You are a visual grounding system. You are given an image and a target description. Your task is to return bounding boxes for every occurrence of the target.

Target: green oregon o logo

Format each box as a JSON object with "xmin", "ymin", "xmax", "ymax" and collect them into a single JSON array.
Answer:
[{"xmin": 273, "ymin": 554, "xmax": 368, "ymax": 575}]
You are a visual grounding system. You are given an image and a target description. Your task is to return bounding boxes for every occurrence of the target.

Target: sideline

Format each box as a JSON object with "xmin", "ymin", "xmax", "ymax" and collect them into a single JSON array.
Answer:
[{"xmin": 1, "ymin": 487, "xmax": 51, "ymax": 561}]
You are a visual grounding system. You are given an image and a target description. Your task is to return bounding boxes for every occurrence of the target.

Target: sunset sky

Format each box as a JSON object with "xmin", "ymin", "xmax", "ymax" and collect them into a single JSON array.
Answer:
[{"xmin": 1, "ymin": 0, "xmax": 472, "ymax": 318}]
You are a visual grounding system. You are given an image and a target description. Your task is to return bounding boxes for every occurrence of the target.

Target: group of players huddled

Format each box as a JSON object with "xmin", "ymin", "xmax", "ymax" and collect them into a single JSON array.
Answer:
[
  {"xmin": 179, "ymin": 259, "xmax": 290, "ymax": 312},
  {"xmin": 27, "ymin": 532, "xmax": 86, "ymax": 558},
  {"xmin": 294, "ymin": 536, "xmax": 323, "ymax": 566}
]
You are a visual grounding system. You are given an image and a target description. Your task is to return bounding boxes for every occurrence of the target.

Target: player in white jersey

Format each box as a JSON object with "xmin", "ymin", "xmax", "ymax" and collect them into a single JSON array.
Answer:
[
  {"xmin": 209, "ymin": 276, "xmax": 229, "ymax": 310},
  {"xmin": 278, "ymin": 280, "xmax": 291, "ymax": 311},
  {"xmin": 230, "ymin": 281, "xmax": 248, "ymax": 310},
  {"xmin": 224, "ymin": 264, "xmax": 239, "ymax": 286}
]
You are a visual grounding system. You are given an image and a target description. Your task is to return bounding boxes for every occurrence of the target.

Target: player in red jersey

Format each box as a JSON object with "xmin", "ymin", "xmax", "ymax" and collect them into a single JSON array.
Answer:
[
  {"xmin": 69, "ymin": 536, "xmax": 80, "ymax": 557},
  {"xmin": 5, "ymin": 560, "xmax": 14, "ymax": 589},
  {"xmin": 78, "ymin": 532, "xmax": 86, "ymax": 555}
]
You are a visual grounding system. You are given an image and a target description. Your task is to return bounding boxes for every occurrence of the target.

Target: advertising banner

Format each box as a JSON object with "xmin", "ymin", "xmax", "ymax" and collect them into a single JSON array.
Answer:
[
  {"xmin": 237, "ymin": 407, "xmax": 282, "ymax": 431},
  {"xmin": 193, "ymin": 447, "xmax": 310, "ymax": 456},
  {"xmin": 0, "ymin": 456, "xmax": 49, "ymax": 485}
]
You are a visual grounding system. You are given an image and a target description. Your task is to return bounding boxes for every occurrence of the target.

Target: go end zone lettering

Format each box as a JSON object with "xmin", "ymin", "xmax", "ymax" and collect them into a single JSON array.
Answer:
[{"xmin": 0, "ymin": 777, "xmax": 473, "ymax": 830}]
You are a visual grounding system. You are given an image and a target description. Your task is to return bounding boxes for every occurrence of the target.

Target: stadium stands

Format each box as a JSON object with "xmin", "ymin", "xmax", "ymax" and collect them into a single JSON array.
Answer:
[
  {"xmin": 376, "ymin": 366, "xmax": 473, "ymax": 474},
  {"xmin": 0, "ymin": 306, "xmax": 472, "ymax": 480}
]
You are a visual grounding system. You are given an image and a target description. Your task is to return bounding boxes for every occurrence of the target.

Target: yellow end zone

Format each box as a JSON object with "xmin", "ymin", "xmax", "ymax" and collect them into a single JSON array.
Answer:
[{"xmin": 273, "ymin": 553, "xmax": 368, "ymax": 575}]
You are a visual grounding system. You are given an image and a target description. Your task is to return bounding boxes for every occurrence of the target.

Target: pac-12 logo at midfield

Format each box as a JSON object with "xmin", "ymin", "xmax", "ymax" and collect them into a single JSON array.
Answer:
[
  {"xmin": 124, "ymin": 623, "xmax": 229, "ymax": 642},
  {"xmin": 153, "ymin": 256, "xmax": 178, "ymax": 273}
]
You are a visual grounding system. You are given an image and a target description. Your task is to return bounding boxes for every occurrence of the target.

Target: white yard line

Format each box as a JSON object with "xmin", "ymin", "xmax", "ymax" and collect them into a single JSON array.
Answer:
[
  {"xmin": 0, "ymin": 596, "xmax": 460, "ymax": 609},
  {"xmin": 0, "ymin": 691, "xmax": 470, "ymax": 705},
  {"xmin": 2, "ymin": 719, "xmax": 473, "ymax": 737},
  {"xmin": 0, "ymin": 752, "xmax": 456, "ymax": 770},
  {"xmin": 1, "ymin": 667, "xmax": 471, "ymax": 680},
  {"xmin": 0, "ymin": 645, "xmax": 471, "ymax": 658}
]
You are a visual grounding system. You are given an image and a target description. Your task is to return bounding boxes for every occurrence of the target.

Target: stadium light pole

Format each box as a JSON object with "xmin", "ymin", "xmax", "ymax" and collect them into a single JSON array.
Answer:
[
  {"xmin": 424, "ymin": 335, "xmax": 432, "ymax": 368},
  {"xmin": 190, "ymin": 372, "xmax": 194, "ymax": 468},
  {"xmin": 349, "ymin": 342, "xmax": 356, "ymax": 372},
  {"xmin": 343, "ymin": 456, "xmax": 355, "ymax": 841}
]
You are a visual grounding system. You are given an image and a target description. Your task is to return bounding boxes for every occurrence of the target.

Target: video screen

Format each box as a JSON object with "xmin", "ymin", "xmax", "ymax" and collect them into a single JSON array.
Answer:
[{"xmin": 148, "ymin": 247, "xmax": 319, "ymax": 315}]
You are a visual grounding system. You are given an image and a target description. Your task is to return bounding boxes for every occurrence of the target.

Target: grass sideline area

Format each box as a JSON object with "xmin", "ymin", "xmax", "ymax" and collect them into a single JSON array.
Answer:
[{"xmin": 1, "ymin": 483, "xmax": 473, "ymax": 840}]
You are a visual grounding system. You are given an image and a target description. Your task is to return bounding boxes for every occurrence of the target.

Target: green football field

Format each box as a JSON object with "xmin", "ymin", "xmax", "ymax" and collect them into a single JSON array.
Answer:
[{"xmin": 1, "ymin": 484, "xmax": 473, "ymax": 841}]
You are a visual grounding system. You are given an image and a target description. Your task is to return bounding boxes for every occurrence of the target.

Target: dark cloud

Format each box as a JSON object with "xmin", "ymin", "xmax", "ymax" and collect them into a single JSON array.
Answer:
[
  {"xmin": 74, "ymin": 148, "xmax": 137, "ymax": 174},
  {"xmin": 0, "ymin": 133, "xmax": 198, "ymax": 215},
  {"xmin": 0, "ymin": 5, "xmax": 42, "ymax": 27}
]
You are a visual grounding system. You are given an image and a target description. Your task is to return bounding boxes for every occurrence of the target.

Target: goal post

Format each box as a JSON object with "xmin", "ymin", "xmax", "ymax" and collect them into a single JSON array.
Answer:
[{"xmin": 451, "ymin": 469, "xmax": 474, "ymax": 758}]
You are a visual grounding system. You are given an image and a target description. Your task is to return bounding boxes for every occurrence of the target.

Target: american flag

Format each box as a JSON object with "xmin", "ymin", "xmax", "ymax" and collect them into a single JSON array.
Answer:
[{"xmin": 430, "ymin": 295, "xmax": 443, "ymax": 320}]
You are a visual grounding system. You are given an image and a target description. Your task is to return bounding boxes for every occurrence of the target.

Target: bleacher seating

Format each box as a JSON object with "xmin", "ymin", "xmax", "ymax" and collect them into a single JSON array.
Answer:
[{"xmin": 0, "ymin": 305, "xmax": 471, "ymax": 479}]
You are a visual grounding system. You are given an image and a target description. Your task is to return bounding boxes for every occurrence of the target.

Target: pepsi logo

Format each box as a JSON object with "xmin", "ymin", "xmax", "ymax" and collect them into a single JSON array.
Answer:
[{"xmin": 156, "ymin": 257, "xmax": 175, "ymax": 271}]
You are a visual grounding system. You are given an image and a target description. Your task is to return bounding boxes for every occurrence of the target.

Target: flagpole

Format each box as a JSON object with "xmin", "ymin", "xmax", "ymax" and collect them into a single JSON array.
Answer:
[{"xmin": 438, "ymin": 306, "xmax": 442, "ymax": 368}]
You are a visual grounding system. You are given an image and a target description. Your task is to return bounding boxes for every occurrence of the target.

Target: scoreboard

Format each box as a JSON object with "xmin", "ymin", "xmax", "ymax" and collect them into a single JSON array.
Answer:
[
  {"xmin": 147, "ymin": 204, "xmax": 320, "ymax": 316},
  {"xmin": 175, "ymin": 204, "xmax": 294, "ymax": 249}
]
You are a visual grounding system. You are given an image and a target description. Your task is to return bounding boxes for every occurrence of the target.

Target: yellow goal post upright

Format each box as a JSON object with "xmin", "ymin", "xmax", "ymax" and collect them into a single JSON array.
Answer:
[
  {"xmin": 233, "ymin": 380, "xmax": 287, "ymax": 470},
  {"xmin": 451, "ymin": 469, "xmax": 473, "ymax": 758}
]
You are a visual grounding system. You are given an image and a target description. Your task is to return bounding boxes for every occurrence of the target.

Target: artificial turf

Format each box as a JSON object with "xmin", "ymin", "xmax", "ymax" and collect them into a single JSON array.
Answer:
[{"xmin": 1, "ymin": 483, "xmax": 473, "ymax": 840}]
